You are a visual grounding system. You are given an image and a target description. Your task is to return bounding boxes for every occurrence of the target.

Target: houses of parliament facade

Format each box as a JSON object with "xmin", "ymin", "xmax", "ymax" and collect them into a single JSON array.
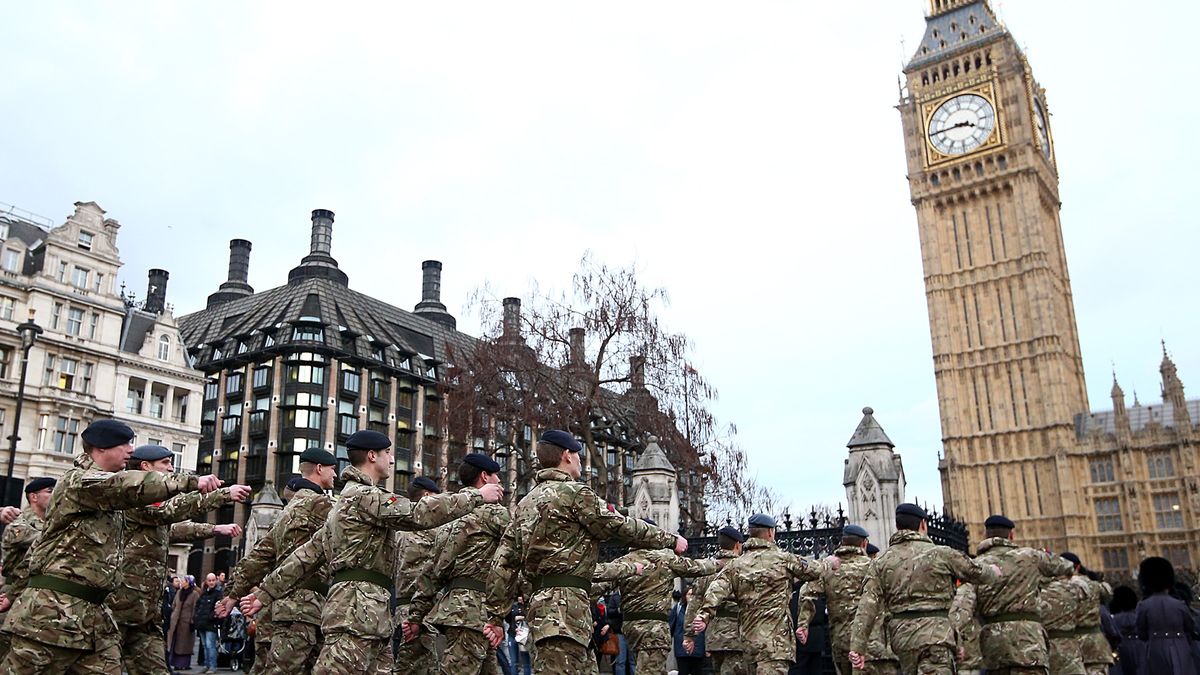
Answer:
[{"xmin": 900, "ymin": 0, "xmax": 1197, "ymax": 571}]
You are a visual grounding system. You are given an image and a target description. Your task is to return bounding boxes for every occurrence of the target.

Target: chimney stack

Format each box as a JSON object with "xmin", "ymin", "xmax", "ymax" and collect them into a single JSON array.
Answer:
[
  {"xmin": 413, "ymin": 260, "xmax": 456, "ymax": 329},
  {"xmin": 309, "ymin": 209, "xmax": 334, "ymax": 256},
  {"xmin": 569, "ymin": 328, "xmax": 586, "ymax": 367},
  {"xmin": 144, "ymin": 269, "xmax": 169, "ymax": 314},
  {"xmin": 206, "ymin": 239, "xmax": 256, "ymax": 308},
  {"xmin": 288, "ymin": 208, "xmax": 348, "ymax": 286},
  {"xmin": 501, "ymin": 297, "xmax": 522, "ymax": 341},
  {"xmin": 630, "ymin": 354, "xmax": 646, "ymax": 388}
]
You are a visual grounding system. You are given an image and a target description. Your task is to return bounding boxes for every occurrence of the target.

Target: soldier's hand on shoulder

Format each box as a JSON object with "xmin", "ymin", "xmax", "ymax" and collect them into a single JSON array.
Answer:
[
  {"xmin": 0, "ymin": 506, "xmax": 20, "ymax": 524},
  {"xmin": 479, "ymin": 483, "xmax": 504, "ymax": 504},
  {"xmin": 674, "ymin": 535, "xmax": 688, "ymax": 555},
  {"xmin": 990, "ymin": 563, "xmax": 1003, "ymax": 578},
  {"xmin": 228, "ymin": 484, "xmax": 252, "ymax": 502},
  {"xmin": 0, "ymin": 593, "xmax": 10, "ymax": 613},
  {"xmin": 197, "ymin": 474, "xmax": 222, "ymax": 494},
  {"xmin": 214, "ymin": 523, "xmax": 242, "ymax": 538},
  {"xmin": 633, "ymin": 562, "xmax": 646, "ymax": 576},
  {"xmin": 826, "ymin": 554, "xmax": 842, "ymax": 571}
]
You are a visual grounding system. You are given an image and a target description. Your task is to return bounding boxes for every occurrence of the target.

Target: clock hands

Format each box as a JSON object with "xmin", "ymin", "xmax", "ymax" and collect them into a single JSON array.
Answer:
[{"xmin": 929, "ymin": 120, "xmax": 977, "ymax": 137}]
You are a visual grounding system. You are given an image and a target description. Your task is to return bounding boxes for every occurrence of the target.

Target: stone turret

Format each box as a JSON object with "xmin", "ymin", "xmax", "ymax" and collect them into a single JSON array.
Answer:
[
  {"xmin": 843, "ymin": 407, "xmax": 906, "ymax": 550},
  {"xmin": 627, "ymin": 436, "xmax": 679, "ymax": 534}
]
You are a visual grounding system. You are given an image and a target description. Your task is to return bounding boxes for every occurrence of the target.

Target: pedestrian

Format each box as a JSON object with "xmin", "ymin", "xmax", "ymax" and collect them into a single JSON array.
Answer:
[
  {"xmin": 671, "ymin": 586, "xmax": 706, "ymax": 675},
  {"xmin": 0, "ymin": 419, "xmax": 221, "ymax": 673},
  {"xmin": 0, "ymin": 477, "xmax": 54, "ymax": 661},
  {"xmin": 168, "ymin": 576, "xmax": 200, "ymax": 671},
  {"xmin": 684, "ymin": 525, "xmax": 746, "ymax": 675},
  {"xmin": 692, "ymin": 513, "xmax": 832, "ymax": 675},
  {"xmin": 241, "ymin": 430, "xmax": 504, "ymax": 674},
  {"xmin": 193, "ymin": 573, "xmax": 224, "ymax": 673},
  {"xmin": 483, "ymin": 429, "xmax": 685, "ymax": 674},
  {"xmin": 849, "ymin": 503, "xmax": 1001, "ymax": 675},
  {"xmin": 795, "ymin": 523, "xmax": 872, "ymax": 675},
  {"xmin": 971, "ymin": 514, "xmax": 1074, "ymax": 674},
  {"xmin": 1109, "ymin": 585, "xmax": 1142, "ymax": 675},
  {"xmin": 606, "ymin": 590, "xmax": 635, "ymax": 675},
  {"xmin": 393, "ymin": 475, "xmax": 446, "ymax": 675},
  {"xmin": 407, "ymin": 452, "xmax": 512, "ymax": 675},
  {"xmin": 1061, "ymin": 553, "xmax": 1114, "ymax": 675},
  {"xmin": 1135, "ymin": 556, "xmax": 1196, "ymax": 675}
]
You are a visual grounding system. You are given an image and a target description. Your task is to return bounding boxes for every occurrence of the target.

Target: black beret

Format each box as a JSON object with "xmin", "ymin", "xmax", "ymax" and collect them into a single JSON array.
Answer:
[
  {"xmin": 539, "ymin": 429, "xmax": 582, "ymax": 453},
  {"xmin": 24, "ymin": 477, "xmax": 56, "ymax": 494},
  {"xmin": 346, "ymin": 430, "xmax": 391, "ymax": 451},
  {"xmin": 131, "ymin": 445, "xmax": 173, "ymax": 462},
  {"xmin": 285, "ymin": 477, "xmax": 323, "ymax": 494},
  {"xmin": 463, "ymin": 453, "xmax": 501, "ymax": 473},
  {"xmin": 748, "ymin": 513, "xmax": 777, "ymax": 528},
  {"xmin": 1060, "ymin": 552, "xmax": 1081, "ymax": 566},
  {"xmin": 80, "ymin": 419, "xmax": 136, "ymax": 449},
  {"xmin": 985, "ymin": 514, "xmax": 1015, "ymax": 530},
  {"xmin": 896, "ymin": 503, "xmax": 927, "ymax": 519},
  {"xmin": 866, "ymin": 543, "xmax": 881, "ymax": 555},
  {"xmin": 411, "ymin": 476, "xmax": 441, "ymax": 494},
  {"xmin": 299, "ymin": 447, "xmax": 338, "ymax": 466},
  {"xmin": 717, "ymin": 526, "xmax": 745, "ymax": 543},
  {"xmin": 843, "ymin": 524, "xmax": 870, "ymax": 539}
]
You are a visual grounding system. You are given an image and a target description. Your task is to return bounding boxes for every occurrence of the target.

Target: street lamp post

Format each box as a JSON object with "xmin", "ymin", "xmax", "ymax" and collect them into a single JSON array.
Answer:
[{"xmin": 4, "ymin": 310, "xmax": 43, "ymax": 507}]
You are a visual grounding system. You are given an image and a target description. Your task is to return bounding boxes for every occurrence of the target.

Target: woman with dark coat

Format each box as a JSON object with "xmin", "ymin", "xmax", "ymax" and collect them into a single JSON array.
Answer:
[
  {"xmin": 1136, "ymin": 556, "xmax": 1197, "ymax": 675},
  {"xmin": 168, "ymin": 575, "xmax": 199, "ymax": 671},
  {"xmin": 1110, "ymin": 585, "xmax": 1143, "ymax": 675}
]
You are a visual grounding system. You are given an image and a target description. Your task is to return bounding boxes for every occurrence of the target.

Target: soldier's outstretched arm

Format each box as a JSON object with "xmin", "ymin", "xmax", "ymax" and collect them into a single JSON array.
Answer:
[
  {"xmin": 691, "ymin": 570, "xmax": 733, "ymax": 633},
  {"xmin": 226, "ymin": 527, "xmax": 281, "ymax": 601},
  {"xmin": 1036, "ymin": 550, "xmax": 1076, "ymax": 579},
  {"xmin": 257, "ymin": 525, "xmax": 330, "ymax": 608},
  {"xmin": 785, "ymin": 552, "xmax": 828, "ymax": 583},
  {"xmin": 849, "ymin": 566, "xmax": 883, "ymax": 656},
  {"xmin": 683, "ymin": 572, "xmax": 717, "ymax": 636},
  {"xmin": 79, "ymin": 469, "xmax": 203, "ymax": 511},
  {"xmin": 409, "ymin": 521, "xmax": 466, "ymax": 625},
  {"xmin": 574, "ymin": 485, "xmax": 677, "ymax": 550},
  {"xmin": 593, "ymin": 559, "xmax": 640, "ymax": 582},
  {"xmin": 135, "ymin": 487, "xmax": 236, "ymax": 526},
  {"xmin": 366, "ymin": 488, "xmax": 484, "ymax": 531},
  {"xmin": 946, "ymin": 549, "xmax": 999, "ymax": 586},
  {"xmin": 169, "ymin": 521, "xmax": 216, "ymax": 543},
  {"xmin": 665, "ymin": 553, "xmax": 722, "ymax": 578},
  {"xmin": 484, "ymin": 520, "xmax": 521, "ymax": 627},
  {"xmin": 949, "ymin": 582, "xmax": 976, "ymax": 633}
]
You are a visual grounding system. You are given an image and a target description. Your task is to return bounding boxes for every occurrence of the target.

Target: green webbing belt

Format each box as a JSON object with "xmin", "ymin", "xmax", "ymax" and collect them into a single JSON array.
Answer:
[
  {"xmin": 984, "ymin": 611, "xmax": 1040, "ymax": 624},
  {"xmin": 1047, "ymin": 629, "xmax": 1076, "ymax": 639},
  {"xmin": 27, "ymin": 574, "xmax": 110, "ymax": 604},
  {"xmin": 331, "ymin": 568, "xmax": 393, "ymax": 592},
  {"xmin": 717, "ymin": 609, "xmax": 739, "ymax": 618},
  {"xmin": 447, "ymin": 577, "xmax": 487, "ymax": 593},
  {"xmin": 625, "ymin": 611, "xmax": 669, "ymax": 623},
  {"xmin": 530, "ymin": 574, "xmax": 591, "ymax": 592},
  {"xmin": 299, "ymin": 578, "xmax": 330, "ymax": 596},
  {"xmin": 890, "ymin": 609, "xmax": 947, "ymax": 621}
]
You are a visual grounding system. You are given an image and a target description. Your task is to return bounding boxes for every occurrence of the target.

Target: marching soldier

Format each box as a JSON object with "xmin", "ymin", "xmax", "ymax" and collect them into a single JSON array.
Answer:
[
  {"xmin": 971, "ymin": 514, "xmax": 1074, "ymax": 675},
  {"xmin": 407, "ymin": 453, "xmax": 511, "ymax": 675},
  {"xmin": 691, "ymin": 513, "xmax": 832, "ymax": 675},
  {"xmin": 111, "ymin": 445, "xmax": 249, "ymax": 675},
  {"xmin": 602, "ymin": 518, "xmax": 722, "ymax": 673},
  {"xmin": 1060, "ymin": 553, "xmax": 1113, "ymax": 675},
  {"xmin": 0, "ymin": 419, "xmax": 221, "ymax": 673},
  {"xmin": 393, "ymin": 475, "xmax": 444, "ymax": 675},
  {"xmin": 222, "ymin": 447, "xmax": 338, "ymax": 674},
  {"xmin": 796, "ymin": 523, "xmax": 873, "ymax": 675},
  {"xmin": 483, "ymin": 429, "xmax": 685, "ymax": 674},
  {"xmin": 849, "ymin": 503, "xmax": 1000, "ymax": 675},
  {"xmin": 948, "ymin": 582, "xmax": 983, "ymax": 675},
  {"xmin": 860, "ymin": 544, "xmax": 900, "ymax": 675},
  {"xmin": 683, "ymin": 526, "xmax": 746, "ymax": 675},
  {"xmin": 240, "ymin": 430, "xmax": 504, "ymax": 674},
  {"xmin": 0, "ymin": 477, "xmax": 55, "ymax": 659},
  {"xmin": 1039, "ymin": 564, "xmax": 1089, "ymax": 674}
]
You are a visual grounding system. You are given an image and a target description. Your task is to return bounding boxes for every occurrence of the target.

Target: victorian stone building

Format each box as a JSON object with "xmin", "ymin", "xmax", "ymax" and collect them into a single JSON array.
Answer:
[{"xmin": 899, "ymin": 1, "xmax": 1198, "ymax": 571}]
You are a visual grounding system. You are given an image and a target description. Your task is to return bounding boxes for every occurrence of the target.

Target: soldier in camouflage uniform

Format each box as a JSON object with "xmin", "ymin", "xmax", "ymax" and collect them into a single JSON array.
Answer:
[
  {"xmin": 407, "ymin": 453, "xmax": 511, "ymax": 675},
  {"xmin": 0, "ymin": 419, "xmax": 222, "ymax": 674},
  {"xmin": 948, "ymin": 582, "xmax": 983, "ymax": 675},
  {"xmin": 1039, "ymin": 563, "xmax": 1089, "ymax": 675},
  {"xmin": 111, "ymin": 445, "xmax": 249, "ymax": 675},
  {"xmin": 0, "ymin": 478, "xmax": 55, "ymax": 660},
  {"xmin": 971, "ymin": 514, "xmax": 1075, "ymax": 674},
  {"xmin": 483, "ymin": 430, "xmax": 684, "ymax": 675},
  {"xmin": 691, "ymin": 513, "xmax": 831, "ymax": 675},
  {"xmin": 1060, "ymin": 553, "xmax": 1113, "ymax": 675},
  {"xmin": 241, "ymin": 430, "xmax": 504, "ymax": 675},
  {"xmin": 222, "ymin": 447, "xmax": 337, "ymax": 674},
  {"xmin": 860, "ymin": 544, "xmax": 900, "ymax": 675},
  {"xmin": 393, "ymin": 475, "xmax": 444, "ymax": 675},
  {"xmin": 795, "ymin": 524, "xmax": 873, "ymax": 675},
  {"xmin": 600, "ymin": 518, "xmax": 721, "ymax": 674},
  {"xmin": 849, "ymin": 503, "xmax": 1000, "ymax": 675},
  {"xmin": 684, "ymin": 526, "xmax": 747, "ymax": 675}
]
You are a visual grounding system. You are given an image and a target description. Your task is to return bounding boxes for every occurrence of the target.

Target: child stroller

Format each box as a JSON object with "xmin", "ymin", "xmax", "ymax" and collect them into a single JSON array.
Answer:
[{"xmin": 218, "ymin": 607, "xmax": 249, "ymax": 671}]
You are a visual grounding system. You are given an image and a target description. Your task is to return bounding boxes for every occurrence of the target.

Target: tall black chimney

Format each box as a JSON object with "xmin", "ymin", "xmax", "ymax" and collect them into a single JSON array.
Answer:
[
  {"xmin": 413, "ymin": 260, "xmax": 456, "ymax": 329},
  {"xmin": 206, "ymin": 239, "xmax": 256, "ymax": 308},
  {"xmin": 288, "ymin": 209, "xmax": 348, "ymax": 286},
  {"xmin": 144, "ymin": 269, "xmax": 169, "ymax": 314}
]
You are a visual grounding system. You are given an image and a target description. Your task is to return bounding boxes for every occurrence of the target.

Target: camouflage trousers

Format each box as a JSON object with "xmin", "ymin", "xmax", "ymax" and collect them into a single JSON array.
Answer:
[
  {"xmin": 1084, "ymin": 666, "xmax": 1109, "ymax": 675},
  {"xmin": 712, "ymin": 650, "xmax": 751, "ymax": 675},
  {"xmin": 894, "ymin": 644, "xmax": 956, "ymax": 675},
  {"xmin": 394, "ymin": 630, "xmax": 436, "ymax": 674},
  {"xmin": 315, "ymin": 632, "xmax": 393, "ymax": 675},
  {"xmin": 623, "ymin": 618, "xmax": 670, "ymax": 674},
  {"xmin": 254, "ymin": 621, "xmax": 321, "ymax": 674},
  {"xmin": 1047, "ymin": 636, "xmax": 1085, "ymax": 675},
  {"xmin": 530, "ymin": 636, "xmax": 597, "ymax": 675},
  {"xmin": 0, "ymin": 630, "xmax": 9, "ymax": 662},
  {"xmin": 980, "ymin": 621, "xmax": 1048, "ymax": 672},
  {"xmin": 438, "ymin": 626, "xmax": 496, "ymax": 675},
  {"xmin": 750, "ymin": 660, "xmax": 791, "ymax": 674},
  {"xmin": 118, "ymin": 621, "xmax": 169, "ymax": 675},
  {"xmin": 863, "ymin": 659, "xmax": 900, "ymax": 675},
  {"xmin": 0, "ymin": 635, "xmax": 122, "ymax": 674}
]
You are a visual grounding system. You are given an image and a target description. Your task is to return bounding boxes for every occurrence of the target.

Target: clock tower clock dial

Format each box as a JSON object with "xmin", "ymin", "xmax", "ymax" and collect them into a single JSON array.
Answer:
[
  {"xmin": 1033, "ymin": 97, "xmax": 1053, "ymax": 160},
  {"xmin": 927, "ymin": 93, "xmax": 996, "ymax": 156}
]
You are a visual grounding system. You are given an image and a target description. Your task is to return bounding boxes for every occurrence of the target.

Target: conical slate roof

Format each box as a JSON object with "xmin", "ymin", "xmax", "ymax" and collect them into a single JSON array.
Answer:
[
  {"xmin": 846, "ymin": 407, "xmax": 895, "ymax": 449},
  {"xmin": 632, "ymin": 436, "xmax": 676, "ymax": 473}
]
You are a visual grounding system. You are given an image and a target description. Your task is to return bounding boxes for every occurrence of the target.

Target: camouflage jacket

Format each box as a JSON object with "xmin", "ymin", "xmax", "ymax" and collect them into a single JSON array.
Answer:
[
  {"xmin": 3, "ymin": 453, "xmax": 198, "ymax": 650},
  {"xmin": 973, "ymin": 537, "xmax": 1073, "ymax": 619},
  {"xmin": 694, "ymin": 537, "xmax": 827, "ymax": 662},
  {"xmin": 849, "ymin": 529, "xmax": 997, "ymax": 656},
  {"xmin": 394, "ymin": 527, "xmax": 440, "ymax": 616},
  {"xmin": 796, "ymin": 545, "xmax": 871, "ymax": 651},
  {"xmin": 108, "ymin": 487, "xmax": 231, "ymax": 626},
  {"xmin": 612, "ymin": 548, "xmax": 720, "ymax": 617},
  {"xmin": 485, "ymin": 468, "xmax": 677, "ymax": 648},
  {"xmin": 1074, "ymin": 574, "xmax": 1113, "ymax": 665},
  {"xmin": 683, "ymin": 549, "xmax": 742, "ymax": 652},
  {"xmin": 949, "ymin": 583, "xmax": 983, "ymax": 668},
  {"xmin": 258, "ymin": 465, "xmax": 482, "ymax": 639},
  {"xmin": 1040, "ymin": 575, "xmax": 1088, "ymax": 633},
  {"xmin": 410, "ymin": 498, "xmax": 511, "ymax": 630},
  {"xmin": 0, "ymin": 509, "xmax": 45, "ymax": 598},
  {"xmin": 228, "ymin": 486, "xmax": 332, "ymax": 626}
]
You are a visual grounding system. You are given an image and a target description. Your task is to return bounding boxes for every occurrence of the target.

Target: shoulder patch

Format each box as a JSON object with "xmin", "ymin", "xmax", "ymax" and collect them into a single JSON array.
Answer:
[
  {"xmin": 385, "ymin": 495, "xmax": 399, "ymax": 506},
  {"xmin": 80, "ymin": 470, "xmax": 117, "ymax": 484},
  {"xmin": 606, "ymin": 503, "xmax": 617, "ymax": 513}
]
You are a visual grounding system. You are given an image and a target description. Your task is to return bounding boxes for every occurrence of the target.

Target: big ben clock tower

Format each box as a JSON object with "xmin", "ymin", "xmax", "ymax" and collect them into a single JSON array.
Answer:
[{"xmin": 899, "ymin": 0, "xmax": 1089, "ymax": 551}]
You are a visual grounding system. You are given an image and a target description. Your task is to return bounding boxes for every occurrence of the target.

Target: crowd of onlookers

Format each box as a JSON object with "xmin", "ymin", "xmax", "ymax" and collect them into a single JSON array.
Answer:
[
  {"xmin": 161, "ymin": 571, "xmax": 233, "ymax": 673},
  {"xmin": 1105, "ymin": 556, "xmax": 1198, "ymax": 675}
]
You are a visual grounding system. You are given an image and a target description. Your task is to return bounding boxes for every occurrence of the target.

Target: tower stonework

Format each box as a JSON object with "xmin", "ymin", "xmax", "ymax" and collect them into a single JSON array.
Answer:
[{"xmin": 898, "ymin": 0, "xmax": 1089, "ymax": 550}]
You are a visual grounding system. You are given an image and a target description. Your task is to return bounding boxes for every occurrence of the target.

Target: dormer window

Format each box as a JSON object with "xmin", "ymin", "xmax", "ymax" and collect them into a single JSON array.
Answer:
[
  {"xmin": 157, "ymin": 335, "xmax": 170, "ymax": 361},
  {"xmin": 293, "ymin": 325, "xmax": 324, "ymax": 343},
  {"xmin": 0, "ymin": 223, "xmax": 9, "ymax": 240},
  {"xmin": 78, "ymin": 231, "xmax": 94, "ymax": 250}
]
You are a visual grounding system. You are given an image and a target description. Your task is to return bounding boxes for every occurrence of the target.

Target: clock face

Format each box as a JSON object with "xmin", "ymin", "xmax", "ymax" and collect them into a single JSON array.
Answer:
[
  {"xmin": 927, "ymin": 93, "xmax": 996, "ymax": 156},
  {"xmin": 1033, "ymin": 98, "xmax": 1052, "ymax": 159}
]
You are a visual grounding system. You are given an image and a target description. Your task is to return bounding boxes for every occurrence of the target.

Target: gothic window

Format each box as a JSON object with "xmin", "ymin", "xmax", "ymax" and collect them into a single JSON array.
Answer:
[
  {"xmin": 1153, "ymin": 493, "xmax": 1183, "ymax": 529},
  {"xmin": 1095, "ymin": 497, "xmax": 1122, "ymax": 532},
  {"xmin": 1148, "ymin": 452, "xmax": 1175, "ymax": 479},
  {"xmin": 1164, "ymin": 545, "xmax": 1191, "ymax": 568},
  {"xmin": 1089, "ymin": 457, "xmax": 1115, "ymax": 483},
  {"xmin": 1101, "ymin": 548, "xmax": 1130, "ymax": 571}
]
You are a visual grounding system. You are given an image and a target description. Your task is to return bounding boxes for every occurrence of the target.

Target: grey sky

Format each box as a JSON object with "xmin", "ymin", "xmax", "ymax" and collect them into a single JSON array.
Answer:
[{"xmin": 3, "ymin": 1, "xmax": 1197, "ymax": 512}]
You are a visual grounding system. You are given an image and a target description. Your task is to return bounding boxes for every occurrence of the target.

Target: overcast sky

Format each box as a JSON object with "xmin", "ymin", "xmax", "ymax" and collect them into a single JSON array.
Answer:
[{"xmin": 3, "ymin": 1, "xmax": 1197, "ymax": 513}]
